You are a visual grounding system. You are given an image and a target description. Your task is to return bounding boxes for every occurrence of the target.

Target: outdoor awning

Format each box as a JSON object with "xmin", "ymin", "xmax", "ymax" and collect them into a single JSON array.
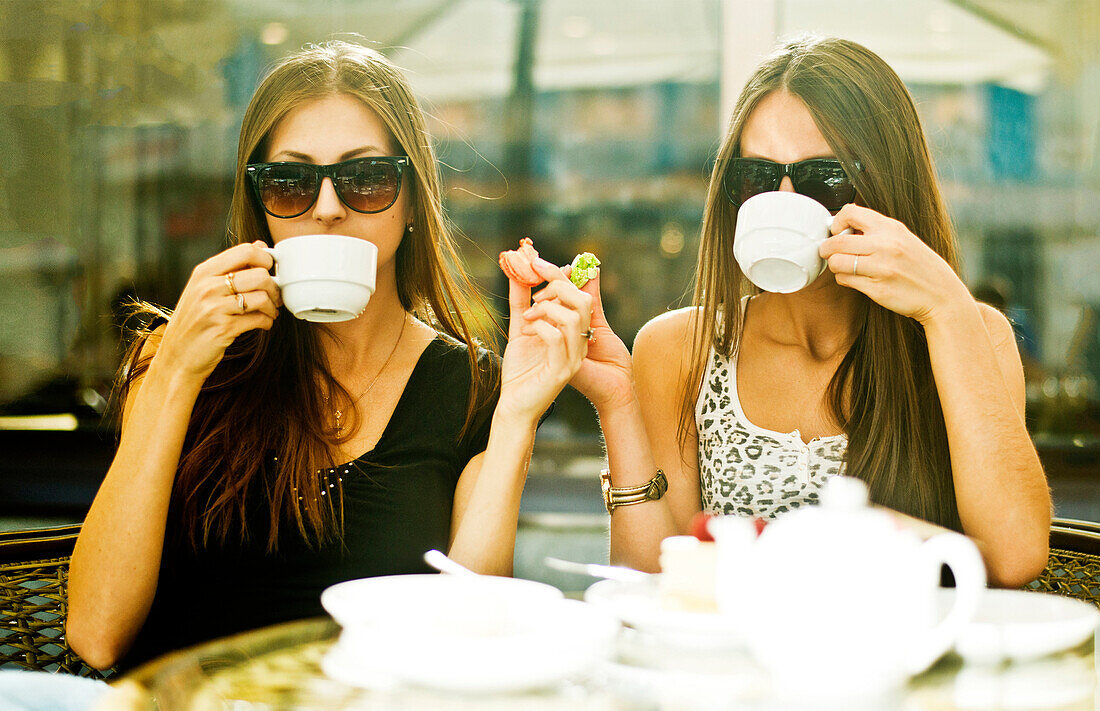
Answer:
[
  {"xmin": 379, "ymin": 0, "xmax": 1055, "ymax": 100},
  {"xmin": 226, "ymin": 0, "xmax": 1061, "ymax": 101}
]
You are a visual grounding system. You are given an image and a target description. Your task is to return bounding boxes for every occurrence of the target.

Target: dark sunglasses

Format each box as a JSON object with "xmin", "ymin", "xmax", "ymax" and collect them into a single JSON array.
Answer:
[
  {"xmin": 723, "ymin": 157, "xmax": 862, "ymax": 213},
  {"xmin": 246, "ymin": 156, "xmax": 409, "ymax": 219}
]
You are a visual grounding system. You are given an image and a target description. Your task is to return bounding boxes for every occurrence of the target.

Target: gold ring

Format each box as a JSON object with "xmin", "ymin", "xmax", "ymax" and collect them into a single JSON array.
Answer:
[
  {"xmin": 583, "ymin": 328, "xmax": 594, "ymax": 341},
  {"xmin": 852, "ymin": 255, "xmax": 860, "ymax": 276},
  {"xmin": 236, "ymin": 292, "xmax": 246, "ymax": 314},
  {"xmin": 226, "ymin": 272, "xmax": 237, "ymax": 295}
]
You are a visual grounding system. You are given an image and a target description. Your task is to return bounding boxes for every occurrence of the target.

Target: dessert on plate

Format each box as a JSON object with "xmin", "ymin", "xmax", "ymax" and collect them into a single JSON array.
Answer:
[{"xmin": 657, "ymin": 534, "xmax": 719, "ymax": 613}]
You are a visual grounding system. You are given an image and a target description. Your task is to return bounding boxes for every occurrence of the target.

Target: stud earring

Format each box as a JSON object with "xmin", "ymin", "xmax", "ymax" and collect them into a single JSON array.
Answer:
[{"xmin": 406, "ymin": 224, "xmax": 414, "ymax": 233}]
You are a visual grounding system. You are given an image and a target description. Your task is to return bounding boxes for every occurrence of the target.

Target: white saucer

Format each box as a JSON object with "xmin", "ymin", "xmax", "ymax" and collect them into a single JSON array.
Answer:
[
  {"xmin": 949, "ymin": 589, "xmax": 1099, "ymax": 663},
  {"xmin": 584, "ymin": 576, "xmax": 743, "ymax": 649}
]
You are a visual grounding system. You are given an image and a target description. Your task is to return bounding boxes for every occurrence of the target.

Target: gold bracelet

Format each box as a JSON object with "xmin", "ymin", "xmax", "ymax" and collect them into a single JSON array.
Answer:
[{"xmin": 600, "ymin": 469, "xmax": 668, "ymax": 514}]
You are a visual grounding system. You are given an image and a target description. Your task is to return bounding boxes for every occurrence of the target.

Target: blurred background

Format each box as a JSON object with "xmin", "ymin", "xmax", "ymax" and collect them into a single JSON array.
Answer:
[{"xmin": 1, "ymin": 0, "xmax": 1097, "ymax": 575}]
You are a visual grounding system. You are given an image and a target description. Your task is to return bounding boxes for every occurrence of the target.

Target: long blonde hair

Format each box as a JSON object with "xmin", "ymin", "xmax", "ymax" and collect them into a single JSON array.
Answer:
[
  {"xmin": 685, "ymin": 35, "xmax": 961, "ymax": 529},
  {"xmin": 123, "ymin": 41, "xmax": 498, "ymax": 550}
]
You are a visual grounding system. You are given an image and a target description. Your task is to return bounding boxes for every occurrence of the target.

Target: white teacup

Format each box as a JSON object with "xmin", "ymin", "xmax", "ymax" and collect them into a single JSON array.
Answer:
[
  {"xmin": 263, "ymin": 235, "xmax": 377, "ymax": 322},
  {"xmin": 733, "ymin": 191, "xmax": 835, "ymax": 293}
]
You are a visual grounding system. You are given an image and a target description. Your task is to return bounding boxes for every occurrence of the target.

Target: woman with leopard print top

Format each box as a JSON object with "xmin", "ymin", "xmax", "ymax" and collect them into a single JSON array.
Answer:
[{"xmin": 568, "ymin": 36, "xmax": 1050, "ymax": 588}]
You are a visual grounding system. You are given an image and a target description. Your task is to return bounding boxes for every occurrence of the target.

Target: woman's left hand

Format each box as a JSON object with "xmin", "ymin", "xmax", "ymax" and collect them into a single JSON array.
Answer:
[
  {"xmin": 497, "ymin": 258, "xmax": 593, "ymax": 422},
  {"xmin": 821, "ymin": 204, "xmax": 972, "ymax": 325}
]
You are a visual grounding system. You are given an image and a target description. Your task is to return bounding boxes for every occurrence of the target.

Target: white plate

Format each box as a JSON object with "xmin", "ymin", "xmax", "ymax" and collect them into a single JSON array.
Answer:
[
  {"xmin": 599, "ymin": 658, "xmax": 759, "ymax": 708},
  {"xmin": 320, "ymin": 575, "xmax": 619, "ymax": 693},
  {"xmin": 584, "ymin": 577, "xmax": 743, "ymax": 649},
  {"xmin": 951, "ymin": 654, "xmax": 1096, "ymax": 709},
  {"xmin": 321, "ymin": 638, "xmax": 401, "ymax": 691},
  {"xmin": 948, "ymin": 588, "xmax": 1099, "ymax": 663}
]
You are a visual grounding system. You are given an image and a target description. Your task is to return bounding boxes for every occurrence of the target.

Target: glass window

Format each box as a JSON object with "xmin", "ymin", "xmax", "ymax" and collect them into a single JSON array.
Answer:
[
  {"xmin": 1, "ymin": 0, "xmax": 1096, "ymax": 445},
  {"xmin": 0, "ymin": 0, "xmax": 722, "ymax": 440},
  {"xmin": 771, "ymin": 0, "xmax": 1099, "ymax": 434}
]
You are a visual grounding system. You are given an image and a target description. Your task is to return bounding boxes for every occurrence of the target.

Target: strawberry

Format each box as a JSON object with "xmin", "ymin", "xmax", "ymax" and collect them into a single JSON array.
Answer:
[{"xmin": 690, "ymin": 511, "xmax": 715, "ymax": 542}]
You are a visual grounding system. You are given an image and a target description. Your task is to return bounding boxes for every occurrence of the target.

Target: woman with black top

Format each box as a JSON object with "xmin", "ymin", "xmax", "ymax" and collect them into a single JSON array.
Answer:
[{"xmin": 65, "ymin": 41, "xmax": 593, "ymax": 671}]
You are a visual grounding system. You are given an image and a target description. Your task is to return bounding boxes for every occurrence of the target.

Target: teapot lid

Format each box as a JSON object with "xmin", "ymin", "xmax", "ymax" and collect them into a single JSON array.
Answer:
[{"xmin": 821, "ymin": 475, "xmax": 870, "ymax": 511}]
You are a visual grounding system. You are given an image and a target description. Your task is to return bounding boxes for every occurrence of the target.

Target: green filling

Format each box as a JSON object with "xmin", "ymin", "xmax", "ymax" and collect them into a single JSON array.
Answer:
[{"xmin": 569, "ymin": 252, "xmax": 601, "ymax": 288}]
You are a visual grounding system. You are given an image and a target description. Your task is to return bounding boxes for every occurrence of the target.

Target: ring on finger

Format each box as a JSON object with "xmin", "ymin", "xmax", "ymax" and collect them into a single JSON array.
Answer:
[
  {"xmin": 582, "ymin": 328, "xmax": 594, "ymax": 341},
  {"xmin": 852, "ymin": 255, "xmax": 860, "ymax": 276},
  {"xmin": 236, "ymin": 292, "xmax": 246, "ymax": 314},
  {"xmin": 225, "ymin": 272, "xmax": 237, "ymax": 295}
]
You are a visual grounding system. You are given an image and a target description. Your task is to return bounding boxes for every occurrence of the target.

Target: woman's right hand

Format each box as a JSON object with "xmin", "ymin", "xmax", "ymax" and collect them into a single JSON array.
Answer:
[
  {"xmin": 68, "ymin": 240, "xmax": 279, "ymax": 670},
  {"xmin": 553, "ymin": 268, "xmax": 636, "ymax": 412},
  {"xmin": 157, "ymin": 241, "xmax": 282, "ymax": 381}
]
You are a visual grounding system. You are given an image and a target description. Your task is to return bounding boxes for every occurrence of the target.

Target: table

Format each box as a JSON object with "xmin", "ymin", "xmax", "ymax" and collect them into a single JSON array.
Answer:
[{"xmin": 108, "ymin": 616, "xmax": 1097, "ymax": 711}]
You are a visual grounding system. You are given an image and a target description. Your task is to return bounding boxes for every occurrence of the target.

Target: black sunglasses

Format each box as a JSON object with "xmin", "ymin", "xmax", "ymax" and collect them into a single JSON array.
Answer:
[
  {"xmin": 723, "ymin": 157, "xmax": 862, "ymax": 213},
  {"xmin": 246, "ymin": 156, "xmax": 409, "ymax": 219}
]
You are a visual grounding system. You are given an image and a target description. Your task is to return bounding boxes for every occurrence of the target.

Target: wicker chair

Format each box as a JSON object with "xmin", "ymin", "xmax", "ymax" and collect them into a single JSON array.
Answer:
[
  {"xmin": 1028, "ymin": 518, "xmax": 1100, "ymax": 607},
  {"xmin": 0, "ymin": 523, "xmax": 108, "ymax": 677}
]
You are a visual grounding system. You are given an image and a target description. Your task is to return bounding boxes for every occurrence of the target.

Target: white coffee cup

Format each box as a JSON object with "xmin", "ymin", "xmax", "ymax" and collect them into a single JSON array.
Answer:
[
  {"xmin": 733, "ymin": 191, "xmax": 837, "ymax": 293},
  {"xmin": 263, "ymin": 234, "xmax": 377, "ymax": 322}
]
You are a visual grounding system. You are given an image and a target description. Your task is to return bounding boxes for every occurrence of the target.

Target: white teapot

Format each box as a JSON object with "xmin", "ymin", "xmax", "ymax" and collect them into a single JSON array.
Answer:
[{"xmin": 714, "ymin": 476, "xmax": 986, "ymax": 700}]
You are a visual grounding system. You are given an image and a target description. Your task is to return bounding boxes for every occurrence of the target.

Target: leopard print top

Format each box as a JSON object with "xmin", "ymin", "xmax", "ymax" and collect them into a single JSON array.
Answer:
[{"xmin": 695, "ymin": 341, "xmax": 848, "ymax": 519}]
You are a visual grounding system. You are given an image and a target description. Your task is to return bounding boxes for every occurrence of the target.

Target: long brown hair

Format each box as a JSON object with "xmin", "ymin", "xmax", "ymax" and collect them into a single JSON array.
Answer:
[
  {"xmin": 120, "ymin": 41, "xmax": 498, "ymax": 551},
  {"xmin": 685, "ymin": 35, "xmax": 962, "ymax": 530}
]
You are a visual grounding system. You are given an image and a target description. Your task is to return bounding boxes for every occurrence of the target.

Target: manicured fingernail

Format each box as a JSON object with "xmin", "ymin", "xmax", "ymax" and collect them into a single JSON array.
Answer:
[{"xmin": 534, "ymin": 257, "xmax": 556, "ymax": 270}]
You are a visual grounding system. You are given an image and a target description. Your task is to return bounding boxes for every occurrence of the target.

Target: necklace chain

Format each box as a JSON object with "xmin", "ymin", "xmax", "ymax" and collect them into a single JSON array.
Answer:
[{"xmin": 330, "ymin": 313, "xmax": 408, "ymax": 437}]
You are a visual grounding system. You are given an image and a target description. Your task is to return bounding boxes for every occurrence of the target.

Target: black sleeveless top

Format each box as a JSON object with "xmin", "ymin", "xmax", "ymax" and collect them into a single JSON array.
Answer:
[{"xmin": 120, "ymin": 335, "xmax": 499, "ymax": 670}]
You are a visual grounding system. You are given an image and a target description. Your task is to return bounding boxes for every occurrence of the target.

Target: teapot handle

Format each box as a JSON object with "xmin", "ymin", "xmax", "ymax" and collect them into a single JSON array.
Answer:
[{"xmin": 906, "ymin": 532, "xmax": 986, "ymax": 673}]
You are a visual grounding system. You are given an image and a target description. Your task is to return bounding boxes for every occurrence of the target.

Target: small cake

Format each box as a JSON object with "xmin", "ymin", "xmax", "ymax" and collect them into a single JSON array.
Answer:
[
  {"xmin": 657, "ymin": 535, "xmax": 719, "ymax": 613},
  {"xmin": 498, "ymin": 238, "xmax": 542, "ymax": 287}
]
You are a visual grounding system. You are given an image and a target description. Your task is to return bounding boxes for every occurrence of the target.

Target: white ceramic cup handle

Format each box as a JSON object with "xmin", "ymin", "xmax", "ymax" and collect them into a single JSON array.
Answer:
[
  {"xmin": 813, "ymin": 225, "xmax": 853, "ymax": 278},
  {"xmin": 261, "ymin": 246, "xmax": 281, "ymax": 287},
  {"xmin": 907, "ymin": 532, "xmax": 986, "ymax": 673}
]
